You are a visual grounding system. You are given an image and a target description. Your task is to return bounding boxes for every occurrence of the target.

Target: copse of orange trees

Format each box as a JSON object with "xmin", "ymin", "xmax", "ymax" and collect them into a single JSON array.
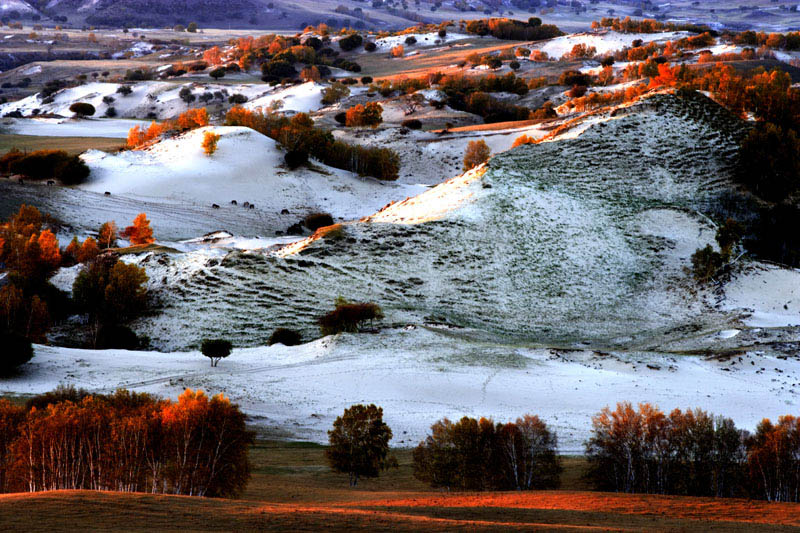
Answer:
[
  {"xmin": 0, "ymin": 388, "xmax": 253, "ymax": 497},
  {"xmin": 127, "ymin": 108, "xmax": 210, "ymax": 149}
]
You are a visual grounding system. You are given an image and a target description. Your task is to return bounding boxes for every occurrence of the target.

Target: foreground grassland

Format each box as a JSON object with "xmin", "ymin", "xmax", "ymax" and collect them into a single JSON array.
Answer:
[{"xmin": 0, "ymin": 441, "xmax": 798, "ymax": 532}]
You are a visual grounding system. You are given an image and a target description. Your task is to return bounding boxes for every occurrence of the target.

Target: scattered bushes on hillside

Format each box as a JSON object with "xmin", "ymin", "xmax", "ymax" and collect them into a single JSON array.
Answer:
[
  {"xmin": 326, "ymin": 404, "xmax": 394, "ymax": 486},
  {"xmin": 268, "ymin": 328, "xmax": 302, "ymax": 346},
  {"xmin": 413, "ymin": 414, "xmax": 561, "ymax": 491},
  {"xmin": 318, "ymin": 298, "xmax": 383, "ymax": 335},
  {"xmin": 463, "ymin": 140, "xmax": 491, "ymax": 171},
  {"xmin": 0, "ymin": 149, "xmax": 89, "ymax": 185},
  {"xmin": 512, "ymin": 134, "xmax": 536, "ymax": 148},
  {"xmin": 338, "ymin": 33, "xmax": 363, "ymax": 51},
  {"xmin": 201, "ymin": 339, "xmax": 232, "ymax": 367},
  {"xmin": 126, "ymin": 108, "xmax": 210, "ymax": 149},
  {"xmin": 0, "ymin": 388, "xmax": 253, "ymax": 497}
]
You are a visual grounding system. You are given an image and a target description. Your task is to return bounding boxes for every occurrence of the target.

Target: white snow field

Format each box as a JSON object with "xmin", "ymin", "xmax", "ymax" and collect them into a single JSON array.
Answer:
[
  {"xmin": 79, "ymin": 126, "xmax": 424, "ymax": 220},
  {"xmin": 533, "ymin": 30, "xmax": 689, "ymax": 59},
  {"xmin": 3, "ymin": 327, "xmax": 799, "ymax": 452}
]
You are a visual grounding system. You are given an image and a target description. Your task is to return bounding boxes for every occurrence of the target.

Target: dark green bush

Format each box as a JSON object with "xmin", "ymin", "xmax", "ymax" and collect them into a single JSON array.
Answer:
[
  {"xmin": 97, "ymin": 324, "xmax": 140, "ymax": 350},
  {"xmin": 69, "ymin": 102, "xmax": 95, "ymax": 116},
  {"xmin": 268, "ymin": 328, "xmax": 302, "ymax": 346},
  {"xmin": 338, "ymin": 33, "xmax": 363, "ymax": 51}
]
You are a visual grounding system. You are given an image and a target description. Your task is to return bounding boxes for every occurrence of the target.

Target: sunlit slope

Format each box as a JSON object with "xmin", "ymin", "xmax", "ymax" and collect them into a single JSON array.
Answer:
[{"xmin": 138, "ymin": 92, "xmax": 749, "ymax": 351}]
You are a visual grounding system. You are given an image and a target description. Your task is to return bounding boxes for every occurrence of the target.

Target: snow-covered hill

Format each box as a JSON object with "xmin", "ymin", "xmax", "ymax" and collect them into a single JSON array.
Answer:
[
  {"xmin": 123, "ymin": 92, "xmax": 796, "ymax": 355},
  {"xmin": 80, "ymin": 125, "xmax": 423, "ymax": 220}
]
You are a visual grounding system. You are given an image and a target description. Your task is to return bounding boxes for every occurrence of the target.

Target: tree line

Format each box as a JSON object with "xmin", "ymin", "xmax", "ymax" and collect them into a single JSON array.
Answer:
[
  {"xmin": 0, "ymin": 387, "xmax": 252, "ymax": 497},
  {"xmin": 327, "ymin": 402, "xmax": 800, "ymax": 503}
]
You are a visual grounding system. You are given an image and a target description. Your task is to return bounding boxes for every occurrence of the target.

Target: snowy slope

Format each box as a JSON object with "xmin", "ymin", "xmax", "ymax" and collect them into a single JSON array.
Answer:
[
  {"xmin": 80, "ymin": 126, "xmax": 424, "ymax": 220},
  {"xmin": 534, "ymin": 30, "xmax": 689, "ymax": 59},
  {"xmin": 0, "ymin": 0, "xmax": 36, "ymax": 13},
  {"xmin": 125, "ymin": 92, "xmax": 779, "ymax": 354}
]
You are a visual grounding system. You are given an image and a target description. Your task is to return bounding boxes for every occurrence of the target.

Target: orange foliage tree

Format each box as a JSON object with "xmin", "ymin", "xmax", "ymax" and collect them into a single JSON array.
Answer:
[
  {"xmin": 121, "ymin": 213, "xmax": 154, "ymax": 246},
  {"xmin": 202, "ymin": 131, "xmax": 220, "ymax": 156}
]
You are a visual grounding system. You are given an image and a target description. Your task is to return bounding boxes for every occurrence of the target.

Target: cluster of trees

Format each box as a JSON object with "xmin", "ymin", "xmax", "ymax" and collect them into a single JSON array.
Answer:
[
  {"xmin": 344, "ymin": 102, "xmax": 382, "ymax": 127},
  {"xmin": 413, "ymin": 415, "xmax": 561, "ymax": 491},
  {"xmin": 0, "ymin": 149, "xmax": 89, "ymax": 185},
  {"xmin": 0, "ymin": 205, "xmax": 152, "ymax": 367},
  {"xmin": 591, "ymin": 17, "xmax": 709, "ymax": 34},
  {"xmin": 127, "ymin": 108, "xmax": 210, "ymax": 149},
  {"xmin": 225, "ymin": 107, "xmax": 400, "ymax": 180},
  {"xmin": 209, "ymin": 32, "xmax": 361, "ymax": 82},
  {"xmin": 367, "ymin": 72, "xmax": 538, "ymax": 124},
  {"xmin": 318, "ymin": 298, "xmax": 383, "ymax": 335},
  {"xmin": 729, "ymin": 30, "xmax": 800, "ymax": 51},
  {"xmin": 0, "ymin": 388, "xmax": 252, "ymax": 497},
  {"xmin": 465, "ymin": 17, "xmax": 563, "ymax": 41},
  {"xmin": 586, "ymin": 402, "xmax": 800, "ymax": 502}
]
